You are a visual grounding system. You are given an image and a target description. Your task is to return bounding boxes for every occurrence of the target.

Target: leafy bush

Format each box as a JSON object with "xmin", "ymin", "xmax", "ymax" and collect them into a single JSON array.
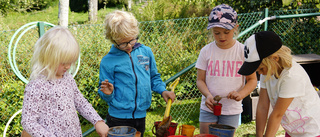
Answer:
[
  {"xmin": 132, "ymin": 0, "xmax": 320, "ymax": 22},
  {"xmin": 69, "ymin": 0, "xmax": 128, "ymax": 12},
  {"xmin": 132, "ymin": 0, "xmax": 213, "ymax": 21},
  {"xmin": 0, "ymin": 80, "xmax": 25, "ymax": 136},
  {"xmin": 136, "ymin": 17, "xmax": 207, "ymax": 109},
  {"xmin": 0, "ymin": 0, "xmax": 58, "ymax": 15},
  {"xmin": 273, "ymin": 17, "xmax": 320, "ymax": 54}
]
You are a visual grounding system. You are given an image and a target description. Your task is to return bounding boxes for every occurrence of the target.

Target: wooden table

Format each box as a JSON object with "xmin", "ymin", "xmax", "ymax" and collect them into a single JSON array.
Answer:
[{"xmin": 293, "ymin": 53, "xmax": 320, "ymax": 64}]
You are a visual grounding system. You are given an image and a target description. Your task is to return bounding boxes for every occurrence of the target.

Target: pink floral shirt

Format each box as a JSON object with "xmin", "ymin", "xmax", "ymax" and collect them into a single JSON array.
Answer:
[{"xmin": 21, "ymin": 72, "xmax": 103, "ymax": 137}]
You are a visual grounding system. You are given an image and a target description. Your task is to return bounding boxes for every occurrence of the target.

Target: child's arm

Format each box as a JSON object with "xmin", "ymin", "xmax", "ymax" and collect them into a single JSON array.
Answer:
[
  {"xmin": 73, "ymin": 80, "xmax": 105, "ymax": 128},
  {"xmin": 98, "ymin": 59, "xmax": 115, "ymax": 102},
  {"xmin": 228, "ymin": 72, "xmax": 257, "ymax": 101},
  {"xmin": 197, "ymin": 69, "xmax": 214, "ymax": 111},
  {"xmin": 148, "ymin": 49, "xmax": 167, "ymax": 95},
  {"xmin": 264, "ymin": 97, "xmax": 293, "ymax": 137},
  {"xmin": 255, "ymin": 88, "xmax": 270, "ymax": 137}
]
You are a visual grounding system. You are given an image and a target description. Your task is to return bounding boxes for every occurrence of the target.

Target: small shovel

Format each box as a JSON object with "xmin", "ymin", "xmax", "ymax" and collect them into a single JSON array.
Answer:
[
  {"xmin": 213, "ymin": 95, "xmax": 227, "ymax": 103},
  {"xmin": 156, "ymin": 77, "xmax": 180, "ymax": 137}
]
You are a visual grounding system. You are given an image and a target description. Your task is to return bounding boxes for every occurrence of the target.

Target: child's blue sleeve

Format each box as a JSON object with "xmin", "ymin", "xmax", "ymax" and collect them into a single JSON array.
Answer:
[
  {"xmin": 98, "ymin": 58, "xmax": 115, "ymax": 102},
  {"xmin": 149, "ymin": 49, "xmax": 166, "ymax": 94}
]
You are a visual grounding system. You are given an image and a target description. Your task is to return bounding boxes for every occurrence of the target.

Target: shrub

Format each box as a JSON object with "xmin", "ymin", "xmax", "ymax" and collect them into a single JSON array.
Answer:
[
  {"xmin": 132, "ymin": 0, "xmax": 213, "ymax": 21},
  {"xmin": 0, "ymin": 0, "xmax": 58, "ymax": 15},
  {"xmin": 69, "ymin": 0, "xmax": 128, "ymax": 12}
]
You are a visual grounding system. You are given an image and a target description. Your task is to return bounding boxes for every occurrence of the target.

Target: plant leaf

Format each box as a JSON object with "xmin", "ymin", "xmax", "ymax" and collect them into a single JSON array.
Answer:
[{"xmin": 282, "ymin": 0, "xmax": 293, "ymax": 6}]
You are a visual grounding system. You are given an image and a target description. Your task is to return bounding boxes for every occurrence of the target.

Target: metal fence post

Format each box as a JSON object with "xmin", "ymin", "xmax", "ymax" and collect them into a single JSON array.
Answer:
[
  {"xmin": 37, "ymin": 21, "xmax": 45, "ymax": 37},
  {"xmin": 264, "ymin": 8, "xmax": 268, "ymax": 31}
]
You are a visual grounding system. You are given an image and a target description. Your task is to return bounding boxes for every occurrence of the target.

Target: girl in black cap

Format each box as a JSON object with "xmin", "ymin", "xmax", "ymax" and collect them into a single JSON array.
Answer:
[{"xmin": 239, "ymin": 31, "xmax": 320, "ymax": 137}]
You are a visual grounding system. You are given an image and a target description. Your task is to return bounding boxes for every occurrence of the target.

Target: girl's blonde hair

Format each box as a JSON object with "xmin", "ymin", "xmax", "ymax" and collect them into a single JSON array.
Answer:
[
  {"xmin": 261, "ymin": 45, "xmax": 292, "ymax": 81},
  {"xmin": 104, "ymin": 10, "xmax": 139, "ymax": 44},
  {"xmin": 30, "ymin": 26, "xmax": 80, "ymax": 80}
]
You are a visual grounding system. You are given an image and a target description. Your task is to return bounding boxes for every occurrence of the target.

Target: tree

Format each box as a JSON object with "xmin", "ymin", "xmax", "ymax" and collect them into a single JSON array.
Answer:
[
  {"xmin": 58, "ymin": 0, "xmax": 69, "ymax": 27},
  {"xmin": 88, "ymin": 0, "xmax": 98, "ymax": 23},
  {"xmin": 128, "ymin": 0, "xmax": 132, "ymax": 10}
]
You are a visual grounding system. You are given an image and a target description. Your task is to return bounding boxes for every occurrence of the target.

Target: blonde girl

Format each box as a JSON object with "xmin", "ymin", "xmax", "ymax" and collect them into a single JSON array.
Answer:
[
  {"xmin": 238, "ymin": 31, "xmax": 320, "ymax": 137},
  {"xmin": 21, "ymin": 26, "xmax": 109, "ymax": 137}
]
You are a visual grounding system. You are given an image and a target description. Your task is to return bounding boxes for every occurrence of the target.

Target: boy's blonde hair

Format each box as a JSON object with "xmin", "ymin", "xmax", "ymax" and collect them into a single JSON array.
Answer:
[
  {"xmin": 261, "ymin": 46, "xmax": 292, "ymax": 81},
  {"xmin": 104, "ymin": 10, "xmax": 139, "ymax": 44},
  {"xmin": 30, "ymin": 26, "xmax": 80, "ymax": 80}
]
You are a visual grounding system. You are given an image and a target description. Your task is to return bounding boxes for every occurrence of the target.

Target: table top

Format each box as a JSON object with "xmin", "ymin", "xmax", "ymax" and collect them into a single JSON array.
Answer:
[{"xmin": 293, "ymin": 54, "xmax": 320, "ymax": 64}]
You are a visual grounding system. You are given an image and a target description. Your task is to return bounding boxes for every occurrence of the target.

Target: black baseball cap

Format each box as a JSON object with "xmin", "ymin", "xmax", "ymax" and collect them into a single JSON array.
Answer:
[{"xmin": 238, "ymin": 31, "xmax": 282, "ymax": 75}]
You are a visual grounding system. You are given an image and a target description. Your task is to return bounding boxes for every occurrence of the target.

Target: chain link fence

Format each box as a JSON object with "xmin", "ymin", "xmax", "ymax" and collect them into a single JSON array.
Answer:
[{"xmin": 1, "ymin": 8, "xmax": 320, "ymax": 137}]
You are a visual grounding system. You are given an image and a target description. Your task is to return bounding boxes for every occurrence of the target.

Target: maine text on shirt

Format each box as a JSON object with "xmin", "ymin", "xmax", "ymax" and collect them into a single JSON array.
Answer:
[{"xmin": 206, "ymin": 60, "xmax": 242, "ymax": 77}]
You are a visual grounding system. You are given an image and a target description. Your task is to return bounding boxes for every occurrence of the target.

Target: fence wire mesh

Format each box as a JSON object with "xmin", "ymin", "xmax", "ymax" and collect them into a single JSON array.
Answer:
[{"xmin": 1, "ymin": 9, "xmax": 320, "ymax": 137}]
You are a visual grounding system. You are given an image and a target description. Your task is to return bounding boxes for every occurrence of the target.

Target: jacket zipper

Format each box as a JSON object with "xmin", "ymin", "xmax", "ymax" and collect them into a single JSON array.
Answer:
[{"xmin": 129, "ymin": 53, "xmax": 138, "ymax": 119}]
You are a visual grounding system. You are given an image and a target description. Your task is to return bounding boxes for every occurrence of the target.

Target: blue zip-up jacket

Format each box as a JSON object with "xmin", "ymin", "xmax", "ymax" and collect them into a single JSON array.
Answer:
[{"xmin": 98, "ymin": 43, "xmax": 167, "ymax": 119}]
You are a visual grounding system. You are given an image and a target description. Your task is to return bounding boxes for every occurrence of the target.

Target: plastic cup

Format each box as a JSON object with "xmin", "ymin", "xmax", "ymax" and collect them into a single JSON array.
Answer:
[
  {"xmin": 179, "ymin": 125, "xmax": 195, "ymax": 137},
  {"xmin": 213, "ymin": 103, "xmax": 222, "ymax": 116}
]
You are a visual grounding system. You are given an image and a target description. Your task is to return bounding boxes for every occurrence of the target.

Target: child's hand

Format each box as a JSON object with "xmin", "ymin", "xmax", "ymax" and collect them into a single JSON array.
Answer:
[
  {"xmin": 205, "ymin": 94, "xmax": 214, "ymax": 111},
  {"xmin": 95, "ymin": 121, "xmax": 109, "ymax": 137},
  {"xmin": 227, "ymin": 91, "xmax": 242, "ymax": 101},
  {"xmin": 100, "ymin": 79, "xmax": 114, "ymax": 95},
  {"xmin": 162, "ymin": 91, "xmax": 176, "ymax": 103}
]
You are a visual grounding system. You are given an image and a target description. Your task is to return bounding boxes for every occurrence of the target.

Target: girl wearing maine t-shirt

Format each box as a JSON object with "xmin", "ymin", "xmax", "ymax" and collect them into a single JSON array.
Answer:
[{"xmin": 195, "ymin": 4, "xmax": 257, "ymax": 134}]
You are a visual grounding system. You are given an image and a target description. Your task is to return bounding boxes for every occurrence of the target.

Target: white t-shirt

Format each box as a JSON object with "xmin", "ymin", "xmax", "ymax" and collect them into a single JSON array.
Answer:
[
  {"xmin": 196, "ymin": 41, "xmax": 245, "ymax": 115},
  {"xmin": 260, "ymin": 61, "xmax": 320, "ymax": 136}
]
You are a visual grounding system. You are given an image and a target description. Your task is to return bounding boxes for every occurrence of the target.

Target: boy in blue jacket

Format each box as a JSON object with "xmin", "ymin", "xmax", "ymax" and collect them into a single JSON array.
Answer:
[{"xmin": 98, "ymin": 10, "xmax": 176, "ymax": 136}]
